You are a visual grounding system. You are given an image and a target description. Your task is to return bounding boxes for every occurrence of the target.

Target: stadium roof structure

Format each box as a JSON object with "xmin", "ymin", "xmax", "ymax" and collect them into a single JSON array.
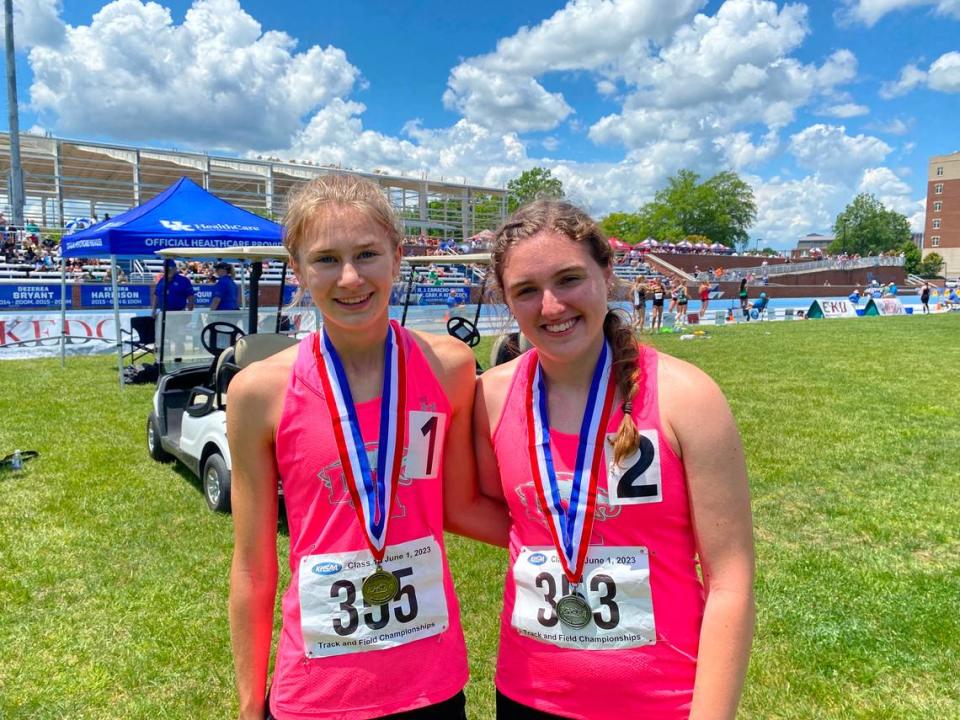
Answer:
[{"xmin": 0, "ymin": 131, "xmax": 508, "ymax": 241}]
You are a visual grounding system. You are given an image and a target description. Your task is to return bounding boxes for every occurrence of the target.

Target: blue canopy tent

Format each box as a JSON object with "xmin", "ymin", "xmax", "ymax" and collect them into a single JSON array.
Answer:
[{"xmin": 59, "ymin": 177, "xmax": 283, "ymax": 386}]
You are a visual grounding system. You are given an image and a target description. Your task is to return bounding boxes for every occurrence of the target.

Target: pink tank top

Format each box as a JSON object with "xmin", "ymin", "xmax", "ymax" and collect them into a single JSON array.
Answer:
[
  {"xmin": 492, "ymin": 346, "xmax": 704, "ymax": 719},
  {"xmin": 270, "ymin": 323, "xmax": 468, "ymax": 719}
]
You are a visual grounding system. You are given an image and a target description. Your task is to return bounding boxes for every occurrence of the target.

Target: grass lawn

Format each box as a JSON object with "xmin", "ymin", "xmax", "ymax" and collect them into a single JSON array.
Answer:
[{"xmin": 1, "ymin": 314, "xmax": 958, "ymax": 719}]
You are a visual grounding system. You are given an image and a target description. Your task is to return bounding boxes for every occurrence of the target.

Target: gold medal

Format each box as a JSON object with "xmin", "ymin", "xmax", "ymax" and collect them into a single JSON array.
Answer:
[{"xmin": 362, "ymin": 566, "xmax": 400, "ymax": 605}]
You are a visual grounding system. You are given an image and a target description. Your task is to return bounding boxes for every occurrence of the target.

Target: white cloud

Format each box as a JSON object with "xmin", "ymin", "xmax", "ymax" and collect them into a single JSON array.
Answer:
[
  {"xmin": 751, "ymin": 174, "xmax": 847, "ymax": 246},
  {"xmin": 820, "ymin": 102, "xmax": 870, "ymax": 118},
  {"xmin": 867, "ymin": 117, "xmax": 912, "ymax": 135},
  {"xmin": 542, "ymin": 136, "xmax": 561, "ymax": 152},
  {"xmin": 443, "ymin": 64, "xmax": 573, "ymax": 133},
  {"xmin": 881, "ymin": 51, "xmax": 960, "ymax": 98},
  {"xmin": 5, "ymin": 0, "xmax": 65, "ymax": 48},
  {"xmin": 928, "ymin": 51, "xmax": 960, "ymax": 93},
  {"xmin": 27, "ymin": 0, "xmax": 361, "ymax": 151},
  {"xmin": 838, "ymin": 0, "xmax": 960, "ymax": 26},
  {"xmin": 713, "ymin": 130, "xmax": 781, "ymax": 170},
  {"xmin": 880, "ymin": 63, "xmax": 928, "ymax": 98},
  {"xmin": 789, "ymin": 124, "xmax": 891, "ymax": 180},
  {"xmin": 586, "ymin": 1, "xmax": 860, "ymax": 186},
  {"xmin": 442, "ymin": 0, "xmax": 705, "ymax": 132},
  {"xmin": 858, "ymin": 167, "xmax": 926, "ymax": 231}
]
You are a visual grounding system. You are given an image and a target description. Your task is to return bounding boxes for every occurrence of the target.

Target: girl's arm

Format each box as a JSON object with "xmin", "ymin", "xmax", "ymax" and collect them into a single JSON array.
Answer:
[
  {"xmin": 416, "ymin": 332, "xmax": 510, "ymax": 547},
  {"xmin": 660, "ymin": 356, "xmax": 755, "ymax": 720},
  {"xmin": 227, "ymin": 362, "xmax": 284, "ymax": 720}
]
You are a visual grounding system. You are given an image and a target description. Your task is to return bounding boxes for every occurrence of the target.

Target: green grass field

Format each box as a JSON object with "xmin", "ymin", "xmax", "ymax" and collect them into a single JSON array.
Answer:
[{"xmin": 1, "ymin": 315, "xmax": 958, "ymax": 719}]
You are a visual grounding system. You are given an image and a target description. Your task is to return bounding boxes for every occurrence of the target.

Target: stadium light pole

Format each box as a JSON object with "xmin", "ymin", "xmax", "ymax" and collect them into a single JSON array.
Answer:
[{"xmin": 4, "ymin": 0, "xmax": 24, "ymax": 226}]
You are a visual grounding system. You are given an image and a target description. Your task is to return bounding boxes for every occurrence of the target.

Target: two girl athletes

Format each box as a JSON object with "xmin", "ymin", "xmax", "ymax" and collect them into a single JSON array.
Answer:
[{"xmin": 228, "ymin": 181, "xmax": 754, "ymax": 720}]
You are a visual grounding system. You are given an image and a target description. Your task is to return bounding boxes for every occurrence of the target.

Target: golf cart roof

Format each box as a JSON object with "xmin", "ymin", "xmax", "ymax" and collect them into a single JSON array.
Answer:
[
  {"xmin": 156, "ymin": 246, "xmax": 291, "ymax": 262},
  {"xmin": 404, "ymin": 253, "xmax": 491, "ymax": 266}
]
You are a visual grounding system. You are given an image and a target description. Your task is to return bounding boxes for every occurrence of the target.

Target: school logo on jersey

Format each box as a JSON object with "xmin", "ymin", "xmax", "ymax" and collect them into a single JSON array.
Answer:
[
  {"xmin": 317, "ymin": 442, "xmax": 413, "ymax": 518},
  {"xmin": 513, "ymin": 471, "xmax": 622, "ymax": 545}
]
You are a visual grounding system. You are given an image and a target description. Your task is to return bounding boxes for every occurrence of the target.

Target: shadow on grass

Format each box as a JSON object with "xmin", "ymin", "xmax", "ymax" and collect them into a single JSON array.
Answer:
[{"xmin": 167, "ymin": 460, "xmax": 289, "ymax": 536}]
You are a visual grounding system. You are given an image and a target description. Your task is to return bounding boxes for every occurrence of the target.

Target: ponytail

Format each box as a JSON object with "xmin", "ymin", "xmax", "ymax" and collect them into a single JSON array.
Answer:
[{"xmin": 604, "ymin": 309, "xmax": 642, "ymax": 465}]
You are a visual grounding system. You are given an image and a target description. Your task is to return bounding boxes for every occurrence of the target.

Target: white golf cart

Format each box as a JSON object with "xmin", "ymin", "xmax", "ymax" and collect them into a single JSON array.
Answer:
[
  {"xmin": 147, "ymin": 248, "xmax": 513, "ymax": 513},
  {"xmin": 146, "ymin": 246, "xmax": 302, "ymax": 512}
]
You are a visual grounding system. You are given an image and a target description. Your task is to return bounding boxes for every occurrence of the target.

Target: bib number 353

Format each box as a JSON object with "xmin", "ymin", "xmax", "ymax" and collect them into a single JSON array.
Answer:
[
  {"xmin": 299, "ymin": 536, "xmax": 448, "ymax": 658},
  {"xmin": 511, "ymin": 546, "xmax": 656, "ymax": 650}
]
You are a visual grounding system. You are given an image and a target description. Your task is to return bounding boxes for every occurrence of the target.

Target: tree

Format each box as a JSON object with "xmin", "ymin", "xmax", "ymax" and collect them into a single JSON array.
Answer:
[
  {"xmin": 507, "ymin": 167, "xmax": 564, "ymax": 212},
  {"xmin": 918, "ymin": 252, "xmax": 944, "ymax": 278},
  {"xmin": 634, "ymin": 169, "xmax": 756, "ymax": 247},
  {"xmin": 829, "ymin": 194, "xmax": 910, "ymax": 256},
  {"xmin": 901, "ymin": 240, "xmax": 922, "ymax": 275},
  {"xmin": 599, "ymin": 212, "xmax": 647, "ymax": 244}
]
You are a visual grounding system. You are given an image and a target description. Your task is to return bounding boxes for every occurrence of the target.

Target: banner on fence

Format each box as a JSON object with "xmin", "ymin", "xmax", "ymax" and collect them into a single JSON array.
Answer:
[
  {"xmin": 0, "ymin": 284, "xmax": 73, "ymax": 309},
  {"xmin": 416, "ymin": 285, "xmax": 469, "ymax": 305},
  {"xmin": 0, "ymin": 312, "xmax": 137, "ymax": 359},
  {"xmin": 80, "ymin": 284, "xmax": 152, "ymax": 307}
]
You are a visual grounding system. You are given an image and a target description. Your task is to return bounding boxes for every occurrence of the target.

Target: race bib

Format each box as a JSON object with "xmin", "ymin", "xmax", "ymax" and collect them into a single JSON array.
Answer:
[
  {"xmin": 405, "ymin": 411, "xmax": 446, "ymax": 479},
  {"xmin": 511, "ymin": 546, "xmax": 656, "ymax": 650},
  {"xmin": 299, "ymin": 536, "xmax": 448, "ymax": 658},
  {"xmin": 604, "ymin": 430, "xmax": 662, "ymax": 506}
]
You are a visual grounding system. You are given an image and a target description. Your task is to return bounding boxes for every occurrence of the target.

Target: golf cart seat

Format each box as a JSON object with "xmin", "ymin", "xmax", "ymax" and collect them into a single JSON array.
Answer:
[
  {"xmin": 186, "ymin": 333, "xmax": 299, "ymax": 418},
  {"xmin": 212, "ymin": 333, "xmax": 300, "ymax": 407}
]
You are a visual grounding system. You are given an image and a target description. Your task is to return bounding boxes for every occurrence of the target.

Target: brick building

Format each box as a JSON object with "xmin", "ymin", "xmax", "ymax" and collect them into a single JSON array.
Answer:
[{"xmin": 924, "ymin": 152, "xmax": 960, "ymax": 278}]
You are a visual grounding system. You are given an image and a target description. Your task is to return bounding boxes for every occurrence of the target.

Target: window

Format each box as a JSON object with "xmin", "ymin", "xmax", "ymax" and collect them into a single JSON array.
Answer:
[
  {"xmin": 932, "ymin": 219, "xmax": 941, "ymax": 229},
  {"xmin": 932, "ymin": 236, "xmax": 940, "ymax": 247},
  {"xmin": 935, "ymin": 183, "xmax": 944, "ymax": 194},
  {"xmin": 936, "ymin": 166, "xmax": 944, "ymax": 176},
  {"xmin": 934, "ymin": 201, "xmax": 942, "ymax": 212}
]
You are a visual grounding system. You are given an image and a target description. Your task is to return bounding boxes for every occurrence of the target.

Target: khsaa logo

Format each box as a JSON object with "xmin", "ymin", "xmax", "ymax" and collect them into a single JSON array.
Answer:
[
  {"xmin": 159, "ymin": 219, "xmax": 195, "ymax": 232},
  {"xmin": 528, "ymin": 552, "xmax": 547, "ymax": 566},
  {"xmin": 311, "ymin": 561, "xmax": 343, "ymax": 576}
]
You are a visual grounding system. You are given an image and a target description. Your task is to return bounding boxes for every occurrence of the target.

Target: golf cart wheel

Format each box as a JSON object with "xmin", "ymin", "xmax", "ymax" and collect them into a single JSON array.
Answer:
[
  {"xmin": 147, "ymin": 412, "xmax": 172, "ymax": 462},
  {"xmin": 203, "ymin": 454, "xmax": 232, "ymax": 513}
]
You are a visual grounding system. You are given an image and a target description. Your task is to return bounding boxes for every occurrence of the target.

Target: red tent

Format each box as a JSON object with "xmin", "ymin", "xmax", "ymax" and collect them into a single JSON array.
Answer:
[{"xmin": 608, "ymin": 237, "xmax": 631, "ymax": 251}]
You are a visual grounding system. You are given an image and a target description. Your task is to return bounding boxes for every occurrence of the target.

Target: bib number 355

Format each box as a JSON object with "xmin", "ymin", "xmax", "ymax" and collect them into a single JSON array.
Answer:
[
  {"xmin": 299, "ymin": 536, "xmax": 448, "ymax": 658},
  {"xmin": 511, "ymin": 546, "xmax": 657, "ymax": 650}
]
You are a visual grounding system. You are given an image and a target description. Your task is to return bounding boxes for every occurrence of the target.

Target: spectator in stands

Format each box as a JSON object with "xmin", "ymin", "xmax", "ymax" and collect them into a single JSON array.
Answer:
[
  {"xmin": 209, "ymin": 261, "xmax": 240, "ymax": 312},
  {"xmin": 151, "ymin": 260, "xmax": 195, "ymax": 315}
]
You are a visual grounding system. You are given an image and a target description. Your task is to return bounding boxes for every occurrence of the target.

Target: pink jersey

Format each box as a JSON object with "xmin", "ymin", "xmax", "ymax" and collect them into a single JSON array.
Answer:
[
  {"xmin": 270, "ymin": 323, "xmax": 468, "ymax": 719},
  {"xmin": 492, "ymin": 345, "xmax": 704, "ymax": 719}
]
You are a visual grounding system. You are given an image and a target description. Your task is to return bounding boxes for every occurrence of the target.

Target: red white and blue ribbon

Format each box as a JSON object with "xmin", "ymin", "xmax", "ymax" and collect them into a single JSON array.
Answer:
[
  {"xmin": 314, "ymin": 320, "xmax": 407, "ymax": 563},
  {"xmin": 527, "ymin": 342, "xmax": 616, "ymax": 585}
]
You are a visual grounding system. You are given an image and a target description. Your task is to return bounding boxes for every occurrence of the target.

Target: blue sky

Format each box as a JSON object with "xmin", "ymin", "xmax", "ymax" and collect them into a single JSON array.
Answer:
[{"xmin": 4, "ymin": 0, "xmax": 960, "ymax": 249}]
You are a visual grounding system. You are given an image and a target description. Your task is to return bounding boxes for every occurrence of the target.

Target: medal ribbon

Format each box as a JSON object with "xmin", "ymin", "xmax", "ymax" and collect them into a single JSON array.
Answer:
[
  {"xmin": 313, "ymin": 320, "xmax": 407, "ymax": 564},
  {"xmin": 526, "ymin": 342, "xmax": 616, "ymax": 585}
]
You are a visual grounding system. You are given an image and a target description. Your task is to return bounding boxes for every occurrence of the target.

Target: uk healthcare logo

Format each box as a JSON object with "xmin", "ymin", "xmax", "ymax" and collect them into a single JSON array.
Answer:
[
  {"xmin": 159, "ymin": 219, "xmax": 195, "ymax": 232},
  {"xmin": 528, "ymin": 553, "xmax": 548, "ymax": 566}
]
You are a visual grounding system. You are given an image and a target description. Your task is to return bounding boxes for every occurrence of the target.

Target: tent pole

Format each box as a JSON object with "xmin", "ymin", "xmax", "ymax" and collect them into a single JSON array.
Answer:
[
  {"xmin": 112, "ymin": 255, "xmax": 123, "ymax": 390},
  {"xmin": 275, "ymin": 262, "xmax": 287, "ymax": 333},
  {"xmin": 248, "ymin": 261, "xmax": 263, "ymax": 334},
  {"xmin": 472, "ymin": 271, "xmax": 488, "ymax": 328},
  {"xmin": 60, "ymin": 254, "xmax": 67, "ymax": 368},
  {"xmin": 240, "ymin": 262, "xmax": 246, "ymax": 311}
]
